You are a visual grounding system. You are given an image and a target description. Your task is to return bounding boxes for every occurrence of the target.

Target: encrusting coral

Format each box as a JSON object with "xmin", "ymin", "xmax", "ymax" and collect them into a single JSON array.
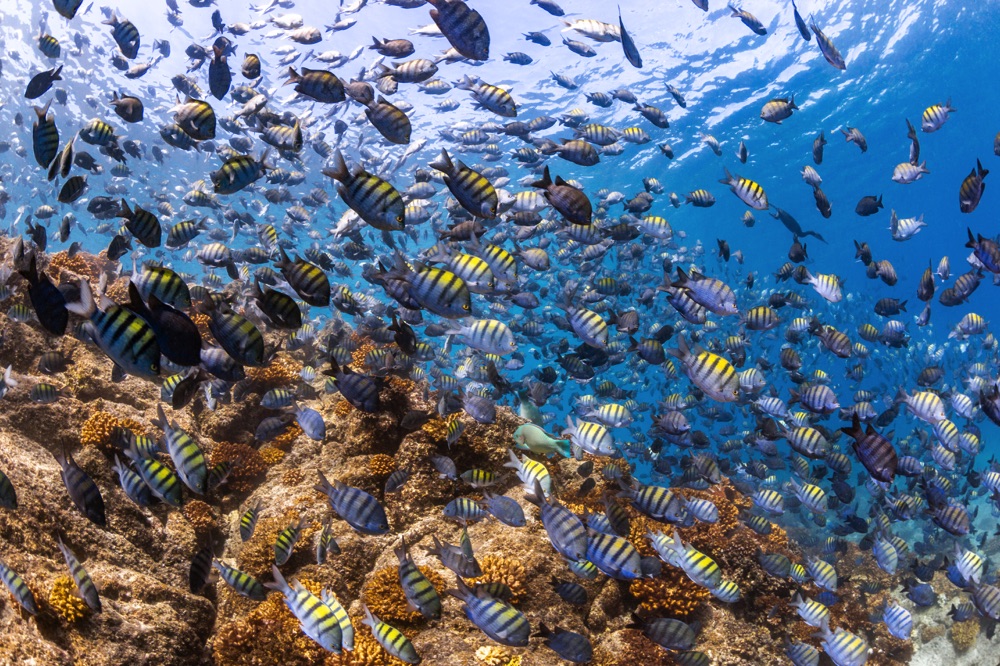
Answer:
[
  {"xmin": 361, "ymin": 565, "xmax": 446, "ymax": 625},
  {"xmin": 47, "ymin": 575, "xmax": 89, "ymax": 624},
  {"xmin": 950, "ymin": 618, "xmax": 981, "ymax": 651},
  {"xmin": 467, "ymin": 555, "xmax": 527, "ymax": 605}
]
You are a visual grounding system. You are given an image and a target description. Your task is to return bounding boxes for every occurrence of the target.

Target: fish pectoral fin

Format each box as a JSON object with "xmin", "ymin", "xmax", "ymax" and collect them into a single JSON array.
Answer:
[{"xmin": 111, "ymin": 363, "xmax": 127, "ymax": 383}]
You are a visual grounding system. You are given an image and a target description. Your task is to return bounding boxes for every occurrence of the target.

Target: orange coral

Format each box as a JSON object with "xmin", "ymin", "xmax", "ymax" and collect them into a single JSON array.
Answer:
[
  {"xmin": 104, "ymin": 277, "xmax": 130, "ymax": 304},
  {"xmin": 351, "ymin": 342, "xmax": 378, "ymax": 370},
  {"xmin": 213, "ymin": 581, "xmax": 330, "ymax": 666},
  {"xmin": 467, "ymin": 555, "xmax": 527, "ymax": 605},
  {"xmin": 361, "ymin": 565, "xmax": 445, "ymax": 625},
  {"xmin": 629, "ymin": 568, "xmax": 709, "ymax": 620},
  {"xmin": 47, "ymin": 575, "xmax": 88, "ymax": 624},
  {"xmin": 420, "ymin": 418, "xmax": 449, "ymax": 441},
  {"xmin": 368, "ymin": 454, "xmax": 397, "ymax": 478},
  {"xmin": 46, "ymin": 251, "xmax": 99, "ymax": 284},
  {"xmin": 271, "ymin": 423, "xmax": 303, "ymax": 452},
  {"xmin": 333, "ymin": 400, "xmax": 355, "ymax": 418},
  {"xmin": 282, "ymin": 468, "xmax": 305, "ymax": 486},
  {"xmin": 324, "ymin": 618, "xmax": 411, "ymax": 666},
  {"xmin": 211, "ymin": 442, "xmax": 267, "ymax": 494},
  {"xmin": 260, "ymin": 447, "xmax": 285, "ymax": 466},
  {"xmin": 79, "ymin": 410, "xmax": 144, "ymax": 453},
  {"xmin": 247, "ymin": 354, "xmax": 302, "ymax": 389},
  {"xmin": 183, "ymin": 500, "xmax": 217, "ymax": 534}
]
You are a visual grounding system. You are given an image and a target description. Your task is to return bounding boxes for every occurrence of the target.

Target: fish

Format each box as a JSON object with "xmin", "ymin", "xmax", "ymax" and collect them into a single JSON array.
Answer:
[
  {"xmin": 618, "ymin": 8, "xmax": 642, "ymax": 68},
  {"xmin": 55, "ymin": 451, "xmax": 106, "ymax": 527},
  {"xmin": 315, "ymin": 472, "xmax": 389, "ymax": 535},
  {"xmin": 361, "ymin": 604, "xmax": 420, "ymax": 663},
  {"xmin": 266, "ymin": 565, "xmax": 343, "ymax": 653}
]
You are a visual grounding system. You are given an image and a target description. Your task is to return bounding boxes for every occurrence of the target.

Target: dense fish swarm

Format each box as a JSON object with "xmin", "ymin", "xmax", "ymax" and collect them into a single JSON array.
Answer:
[{"xmin": 0, "ymin": 0, "xmax": 998, "ymax": 664}]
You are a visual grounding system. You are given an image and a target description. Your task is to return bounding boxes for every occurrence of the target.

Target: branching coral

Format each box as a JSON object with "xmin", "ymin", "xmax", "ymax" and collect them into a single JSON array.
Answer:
[
  {"xmin": 361, "ymin": 565, "xmax": 445, "ymax": 625},
  {"xmin": 951, "ymin": 618, "xmax": 979, "ymax": 652},
  {"xmin": 467, "ymin": 555, "xmax": 527, "ymax": 605},
  {"xmin": 211, "ymin": 442, "xmax": 267, "ymax": 494},
  {"xmin": 47, "ymin": 575, "xmax": 88, "ymax": 624},
  {"xmin": 368, "ymin": 454, "xmax": 397, "ymax": 478},
  {"xmin": 80, "ymin": 410, "xmax": 144, "ymax": 453},
  {"xmin": 629, "ymin": 568, "xmax": 709, "ymax": 620}
]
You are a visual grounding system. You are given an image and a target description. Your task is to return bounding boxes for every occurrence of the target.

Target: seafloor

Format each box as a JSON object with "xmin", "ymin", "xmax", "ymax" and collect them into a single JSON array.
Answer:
[{"xmin": 0, "ymin": 243, "xmax": 996, "ymax": 665}]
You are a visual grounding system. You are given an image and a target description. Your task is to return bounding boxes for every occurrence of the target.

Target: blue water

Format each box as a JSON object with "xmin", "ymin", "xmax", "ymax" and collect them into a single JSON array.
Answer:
[{"xmin": 3, "ymin": 0, "xmax": 1000, "ymax": 534}]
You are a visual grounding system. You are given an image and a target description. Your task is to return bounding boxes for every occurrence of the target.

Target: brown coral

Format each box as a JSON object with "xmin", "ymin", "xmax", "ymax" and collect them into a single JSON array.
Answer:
[
  {"xmin": 271, "ymin": 423, "xmax": 303, "ymax": 452},
  {"xmin": 183, "ymin": 500, "xmax": 217, "ymax": 535},
  {"xmin": 211, "ymin": 442, "xmax": 267, "ymax": 494},
  {"xmin": 368, "ymin": 454, "xmax": 397, "ymax": 478},
  {"xmin": 237, "ymin": 511, "xmax": 305, "ymax": 580},
  {"xmin": 282, "ymin": 468, "xmax": 305, "ymax": 487},
  {"xmin": 80, "ymin": 410, "xmax": 144, "ymax": 453},
  {"xmin": 361, "ymin": 565, "xmax": 445, "ymax": 625},
  {"xmin": 420, "ymin": 418, "xmax": 450, "ymax": 442},
  {"xmin": 629, "ymin": 568, "xmax": 709, "ymax": 620},
  {"xmin": 213, "ymin": 585, "xmax": 330, "ymax": 666},
  {"xmin": 104, "ymin": 276, "xmax": 130, "ymax": 304},
  {"xmin": 950, "ymin": 618, "xmax": 980, "ymax": 652},
  {"xmin": 466, "ymin": 555, "xmax": 527, "ymax": 606},
  {"xmin": 47, "ymin": 575, "xmax": 89, "ymax": 624},
  {"xmin": 333, "ymin": 399, "xmax": 355, "ymax": 418}
]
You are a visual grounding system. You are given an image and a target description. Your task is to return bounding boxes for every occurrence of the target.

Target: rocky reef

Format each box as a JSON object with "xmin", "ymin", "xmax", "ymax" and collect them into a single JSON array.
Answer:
[{"xmin": 0, "ymin": 247, "xmax": 985, "ymax": 665}]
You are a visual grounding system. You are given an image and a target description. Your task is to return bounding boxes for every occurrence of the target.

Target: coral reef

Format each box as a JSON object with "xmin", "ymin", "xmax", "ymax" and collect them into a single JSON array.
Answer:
[
  {"xmin": 629, "ymin": 568, "xmax": 709, "ymax": 620},
  {"xmin": 0, "ymin": 253, "xmax": 926, "ymax": 666},
  {"xmin": 326, "ymin": 622, "xmax": 411, "ymax": 666},
  {"xmin": 361, "ymin": 565, "xmax": 446, "ymax": 625},
  {"xmin": 246, "ymin": 354, "xmax": 303, "ymax": 390},
  {"xmin": 260, "ymin": 447, "xmax": 286, "ymax": 465},
  {"xmin": 467, "ymin": 555, "xmax": 527, "ymax": 605},
  {"xmin": 47, "ymin": 575, "xmax": 89, "ymax": 624},
  {"xmin": 368, "ymin": 454, "xmax": 397, "ymax": 478},
  {"xmin": 950, "ymin": 619, "xmax": 980, "ymax": 652},
  {"xmin": 183, "ymin": 500, "xmax": 217, "ymax": 535},
  {"xmin": 79, "ymin": 409, "xmax": 145, "ymax": 453},
  {"xmin": 213, "ymin": 586, "xmax": 330, "ymax": 666},
  {"xmin": 210, "ymin": 442, "xmax": 267, "ymax": 495}
]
